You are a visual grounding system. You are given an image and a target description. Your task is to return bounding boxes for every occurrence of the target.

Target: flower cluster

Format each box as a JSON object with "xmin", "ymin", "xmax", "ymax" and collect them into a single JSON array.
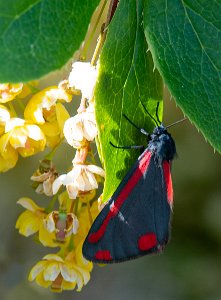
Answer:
[
  {"xmin": 0, "ymin": 83, "xmax": 72, "ymax": 172},
  {"xmin": 15, "ymin": 62, "xmax": 105, "ymax": 292}
]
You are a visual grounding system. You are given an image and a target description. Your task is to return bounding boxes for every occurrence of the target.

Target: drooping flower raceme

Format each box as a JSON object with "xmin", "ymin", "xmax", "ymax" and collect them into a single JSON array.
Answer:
[{"xmin": 14, "ymin": 57, "xmax": 103, "ymax": 293}]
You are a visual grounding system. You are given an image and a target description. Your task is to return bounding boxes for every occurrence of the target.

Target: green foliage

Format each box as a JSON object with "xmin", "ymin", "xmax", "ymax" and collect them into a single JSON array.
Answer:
[
  {"xmin": 0, "ymin": 0, "xmax": 220, "ymax": 200},
  {"xmin": 96, "ymin": 0, "xmax": 221, "ymax": 201},
  {"xmin": 95, "ymin": 0, "xmax": 163, "ymax": 202},
  {"xmin": 0, "ymin": 0, "xmax": 99, "ymax": 82},
  {"xmin": 144, "ymin": 0, "xmax": 221, "ymax": 152}
]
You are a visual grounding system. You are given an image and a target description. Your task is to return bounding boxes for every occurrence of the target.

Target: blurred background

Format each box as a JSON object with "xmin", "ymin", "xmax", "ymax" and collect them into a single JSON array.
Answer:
[
  {"xmin": 0, "ymin": 1, "xmax": 221, "ymax": 299},
  {"xmin": 0, "ymin": 89, "xmax": 221, "ymax": 300}
]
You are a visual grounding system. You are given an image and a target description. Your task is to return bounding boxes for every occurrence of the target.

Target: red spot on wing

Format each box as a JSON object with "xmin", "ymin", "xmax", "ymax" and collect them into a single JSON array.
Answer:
[
  {"xmin": 163, "ymin": 161, "xmax": 173, "ymax": 206},
  {"xmin": 95, "ymin": 250, "xmax": 112, "ymax": 261},
  {"xmin": 138, "ymin": 233, "xmax": 157, "ymax": 251},
  {"xmin": 88, "ymin": 151, "xmax": 152, "ymax": 244}
]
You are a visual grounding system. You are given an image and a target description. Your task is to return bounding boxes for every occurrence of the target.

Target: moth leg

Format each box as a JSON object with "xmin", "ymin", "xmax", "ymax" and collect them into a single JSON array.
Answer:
[
  {"xmin": 123, "ymin": 114, "xmax": 150, "ymax": 138},
  {"xmin": 110, "ymin": 142, "xmax": 145, "ymax": 151}
]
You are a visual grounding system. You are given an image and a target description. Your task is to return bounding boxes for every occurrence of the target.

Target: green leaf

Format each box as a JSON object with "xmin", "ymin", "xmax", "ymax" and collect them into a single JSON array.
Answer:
[
  {"xmin": 144, "ymin": 0, "xmax": 221, "ymax": 152},
  {"xmin": 0, "ymin": 0, "xmax": 99, "ymax": 82},
  {"xmin": 95, "ymin": 0, "xmax": 163, "ymax": 202}
]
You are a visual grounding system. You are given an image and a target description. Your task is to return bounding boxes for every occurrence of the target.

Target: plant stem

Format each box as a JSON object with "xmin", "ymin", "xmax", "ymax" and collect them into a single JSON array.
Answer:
[
  {"xmin": 80, "ymin": 0, "xmax": 109, "ymax": 60},
  {"xmin": 87, "ymin": 202, "xmax": 93, "ymax": 225},
  {"xmin": 91, "ymin": 0, "xmax": 119, "ymax": 66},
  {"xmin": 8, "ymin": 102, "xmax": 17, "ymax": 117},
  {"xmin": 44, "ymin": 140, "xmax": 63, "ymax": 161},
  {"xmin": 45, "ymin": 195, "xmax": 58, "ymax": 213}
]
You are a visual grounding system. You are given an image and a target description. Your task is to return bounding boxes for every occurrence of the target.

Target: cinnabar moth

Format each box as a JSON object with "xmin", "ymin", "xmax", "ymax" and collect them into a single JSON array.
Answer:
[{"xmin": 83, "ymin": 102, "xmax": 185, "ymax": 263}]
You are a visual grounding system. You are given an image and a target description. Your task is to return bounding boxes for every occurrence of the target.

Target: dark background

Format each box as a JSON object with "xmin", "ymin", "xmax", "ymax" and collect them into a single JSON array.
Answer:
[{"xmin": 0, "ymin": 87, "xmax": 221, "ymax": 300}]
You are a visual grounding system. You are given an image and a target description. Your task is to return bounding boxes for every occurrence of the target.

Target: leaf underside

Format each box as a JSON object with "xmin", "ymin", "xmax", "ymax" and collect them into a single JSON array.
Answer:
[
  {"xmin": 95, "ymin": 0, "xmax": 163, "ymax": 202},
  {"xmin": 144, "ymin": 0, "xmax": 221, "ymax": 152},
  {"xmin": 0, "ymin": 0, "xmax": 100, "ymax": 82}
]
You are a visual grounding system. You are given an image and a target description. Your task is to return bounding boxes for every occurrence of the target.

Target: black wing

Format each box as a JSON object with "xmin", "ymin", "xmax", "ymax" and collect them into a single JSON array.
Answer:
[{"xmin": 82, "ymin": 149, "xmax": 172, "ymax": 263}]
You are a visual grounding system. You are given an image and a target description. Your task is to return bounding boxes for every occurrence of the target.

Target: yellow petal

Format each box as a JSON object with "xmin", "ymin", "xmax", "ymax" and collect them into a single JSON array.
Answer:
[
  {"xmin": 40, "ymin": 121, "xmax": 60, "ymax": 137},
  {"xmin": 0, "ymin": 135, "xmax": 18, "ymax": 172},
  {"xmin": 76, "ymin": 242, "xmax": 93, "ymax": 271},
  {"xmin": 55, "ymin": 103, "xmax": 70, "ymax": 132},
  {"xmin": 17, "ymin": 197, "xmax": 43, "ymax": 212},
  {"xmin": 40, "ymin": 122, "xmax": 61, "ymax": 148},
  {"xmin": 43, "ymin": 262, "xmax": 60, "ymax": 281},
  {"xmin": 18, "ymin": 132, "xmax": 46, "ymax": 157},
  {"xmin": 26, "ymin": 124, "xmax": 45, "ymax": 141},
  {"xmin": 61, "ymin": 279, "xmax": 76, "ymax": 291},
  {"xmin": 0, "ymin": 105, "xmax": 10, "ymax": 124},
  {"xmin": 29, "ymin": 261, "xmax": 47, "ymax": 281},
  {"xmin": 61, "ymin": 264, "xmax": 83, "ymax": 292},
  {"xmin": 24, "ymin": 86, "xmax": 57, "ymax": 124},
  {"xmin": 60, "ymin": 263, "xmax": 78, "ymax": 282},
  {"xmin": 35, "ymin": 272, "xmax": 52, "ymax": 288},
  {"xmin": 44, "ymin": 212, "xmax": 56, "ymax": 232},
  {"xmin": 43, "ymin": 254, "xmax": 64, "ymax": 262},
  {"xmin": 75, "ymin": 270, "xmax": 84, "ymax": 292},
  {"xmin": 15, "ymin": 211, "xmax": 41, "ymax": 236},
  {"xmin": 74, "ymin": 265, "xmax": 91, "ymax": 286},
  {"xmin": 45, "ymin": 87, "xmax": 72, "ymax": 104},
  {"xmin": 45, "ymin": 135, "xmax": 61, "ymax": 149},
  {"xmin": 5, "ymin": 118, "xmax": 26, "ymax": 133},
  {"xmin": 39, "ymin": 223, "xmax": 58, "ymax": 248}
]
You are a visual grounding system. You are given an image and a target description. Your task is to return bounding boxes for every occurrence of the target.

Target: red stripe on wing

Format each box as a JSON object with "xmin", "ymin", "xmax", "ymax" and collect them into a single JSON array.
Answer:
[
  {"xmin": 163, "ymin": 161, "xmax": 173, "ymax": 206},
  {"xmin": 88, "ymin": 151, "xmax": 152, "ymax": 244}
]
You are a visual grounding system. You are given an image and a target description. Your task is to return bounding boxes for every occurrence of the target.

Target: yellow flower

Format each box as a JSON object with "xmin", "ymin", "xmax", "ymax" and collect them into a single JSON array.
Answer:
[
  {"xmin": 0, "ymin": 83, "xmax": 23, "ymax": 103},
  {"xmin": 16, "ymin": 197, "xmax": 46, "ymax": 236},
  {"xmin": 44, "ymin": 210, "xmax": 79, "ymax": 242},
  {"xmin": 39, "ymin": 103, "xmax": 70, "ymax": 148},
  {"xmin": 24, "ymin": 87, "xmax": 70, "ymax": 147},
  {"xmin": 29, "ymin": 243, "xmax": 93, "ymax": 292},
  {"xmin": 16, "ymin": 197, "xmax": 63, "ymax": 247},
  {"xmin": 5, "ymin": 118, "xmax": 46, "ymax": 157},
  {"xmin": 0, "ymin": 133, "xmax": 18, "ymax": 172},
  {"xmin": 24, "ymin": 86, "xmax": 72, "ymax": 124}
]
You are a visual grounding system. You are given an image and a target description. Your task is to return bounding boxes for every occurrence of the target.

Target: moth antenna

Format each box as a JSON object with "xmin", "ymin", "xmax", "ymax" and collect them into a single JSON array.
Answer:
[
  {"xmin": 155, "ymin": 102, "xmax": 161, "ymax": 125},
  {"xmin": 166, "ymin": 117, "xmax": 187, "ymax": 129},
  {"xmin": 140, "ymin": 100, "xmax": 159, "ymax": 126}
]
